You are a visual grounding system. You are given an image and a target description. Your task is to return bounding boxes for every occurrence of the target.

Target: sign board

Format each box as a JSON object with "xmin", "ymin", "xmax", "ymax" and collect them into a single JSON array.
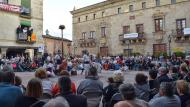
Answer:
[
  {"xmin": 184, "ymin": 28, "xmax": 190, "ymax": 35},
  {"xmin": 38, "ymin": 45, "xmax": 44, "ymax": 53},
  {"xmin": 0, "ymin": 2, "xmax": 21, "ymax": 13},
  {"xmin": 124, "ymin": 33, "xmax": 138, "ymax": 39}
]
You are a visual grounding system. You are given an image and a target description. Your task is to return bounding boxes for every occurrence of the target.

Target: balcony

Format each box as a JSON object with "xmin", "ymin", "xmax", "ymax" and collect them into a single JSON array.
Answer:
[
  {"xmin": 174, "ymin": 29, "xmax": 190, "ymax": 43},
  {"xmin": 119, "ymin": 32, "xmax": 146, "ymax": 45},
  {"xmin": 78, "ymin": 38, "xmax": 97, "ymax": 48}
]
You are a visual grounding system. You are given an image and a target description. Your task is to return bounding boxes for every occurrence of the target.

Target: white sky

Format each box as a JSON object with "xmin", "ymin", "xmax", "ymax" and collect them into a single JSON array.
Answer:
[{"xmin": 43, "ymin": 0, "xmax": 105, "ymax": 40}]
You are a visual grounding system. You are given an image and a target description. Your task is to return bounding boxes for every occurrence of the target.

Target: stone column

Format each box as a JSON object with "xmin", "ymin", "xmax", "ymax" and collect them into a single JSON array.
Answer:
[{"xmin": 1, "ymin": 48, "xmax": 8, "ymax": 58}]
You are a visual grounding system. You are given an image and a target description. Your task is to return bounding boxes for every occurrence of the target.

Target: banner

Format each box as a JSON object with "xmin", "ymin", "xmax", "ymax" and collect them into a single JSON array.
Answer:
[
  {"xmin": 0, "ymin": 2, "xmax": 21, "ymax": 13},
  {"xmin": 124, "ymin": 33, "xmax": 138, "ymax": 39}
]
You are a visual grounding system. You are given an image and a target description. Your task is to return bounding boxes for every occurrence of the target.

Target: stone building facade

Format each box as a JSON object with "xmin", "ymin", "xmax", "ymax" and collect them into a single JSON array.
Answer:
[
  {"xmin": 42, "ymin": 35, "xmax": 72, "ymax": 56},
  {"xmin": 0, "ymin": 0, "xmax": 43, "ymax": 59},
  {"xmin": 71, "ymin": 0, "xmax": 190, "ymax": 57}
]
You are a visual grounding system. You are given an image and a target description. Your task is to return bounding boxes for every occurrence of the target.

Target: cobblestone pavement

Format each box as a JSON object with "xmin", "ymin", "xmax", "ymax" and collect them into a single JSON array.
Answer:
[{"xmin": 16, "ymin": 70, "xmax": 147, "ymax": 87}]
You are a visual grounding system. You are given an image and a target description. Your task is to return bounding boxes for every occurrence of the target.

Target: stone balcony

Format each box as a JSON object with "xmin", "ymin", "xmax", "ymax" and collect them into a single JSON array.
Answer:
[
  {"xmin": 78, "ymin": 38, "xmax": 97, "ymax": 47},
  {"xmin": 174, "ymin": 29, "xmax": 190, "ymax": 43},
  {"xmin": 119, "ymin": 32, "xmax": 146, "ymax": 45}
]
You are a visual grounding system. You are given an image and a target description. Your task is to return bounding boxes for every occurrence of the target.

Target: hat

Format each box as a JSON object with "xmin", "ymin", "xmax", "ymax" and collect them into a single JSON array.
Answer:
[{"xmin": 113, "ymin": 71, "xmax": 124, "ymax": 83}]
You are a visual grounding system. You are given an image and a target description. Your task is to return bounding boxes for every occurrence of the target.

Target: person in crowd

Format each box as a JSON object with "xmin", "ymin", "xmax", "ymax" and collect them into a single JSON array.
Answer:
[
  {"xmin": 149, "ymin": 82, "xmax": 181, "ymax": 107},
  {"xmin": 114, "ymin": 83, "xmax": 149, "ymax": 107},
  {"xmin": 15, "ymin": 75, "xmax": 26, "ymax": 94},
  {"xmin": 58, "ymin": 76, "xmax": 87, "ymax": 107},
  {"xmin": 35, "ymin": 67, "xmax": 53, "ymax": 96},
  {"xmin": 82, "ymin": 50, "xmax": 91, "ymax": 76},
  {"xmin": 43, "ymin": 96, "xmax": 70, "ymax": 107},
  {"xmin": 157, "ymin": 67, "xmax": 172, "ymax": 84},
  {"xmin": 77, "ymin": 66, "xmax": 103, "ymax": 94},
  {"xmin": 103, "ymin": 77, "xmax": 115, "ymax": 107},
  {"xmin": 134, "ymin": 73, "xmax": 150, "ymax": 102},
  {"xmin": 168, "ymin": 66, "xmax": 182, "ymax": 81},
  {"xmin": 0, "ymin": 72, "xmax": 22, "ymax": 107},
  {"xmin": 52, "ymin": 71, "xmax": 76, "ymax": 96},
  {"xmin": 176, "ymin": 80, "xmax": 190, "ymax": 107},
  {"xmin": 148, "ymin": 70, "xmax": 159, "ymax": 99},
  {"xmin": 180, "ymin": 63, "xmax": 190, "ymax": 82},
  {"xmin": 103, "ymin": 71, "xmax": 124, "ymax": 107},
  {"xmin": 15, "ymin": 78, "xmax": 44, "ymax": 107}
]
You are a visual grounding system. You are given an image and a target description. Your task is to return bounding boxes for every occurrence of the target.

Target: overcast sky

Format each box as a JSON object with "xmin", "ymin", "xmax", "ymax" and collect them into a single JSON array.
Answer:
[{"xmin": 43, "ymin": 0, "xmax": 105, "ymax": 40}]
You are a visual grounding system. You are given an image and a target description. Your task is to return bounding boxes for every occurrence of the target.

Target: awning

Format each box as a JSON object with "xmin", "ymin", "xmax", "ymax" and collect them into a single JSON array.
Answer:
[{"xmin": 20, "ymin": 20, "xmax": 31, "ymax": 26}]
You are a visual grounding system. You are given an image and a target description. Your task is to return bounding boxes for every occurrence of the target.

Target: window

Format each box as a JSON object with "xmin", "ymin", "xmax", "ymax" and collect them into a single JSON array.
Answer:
[
  {"xmin": 93, "ymin": 14, "xmax": 96, "ymax": 20},
  {"xmin": 155, "ymin": 18, "xmax": 163, "ymax": 32},
  {"xmin": 171, "ymin": 0, "xmax": 176, "ymax": 4},
  {"xmin": 78, "ymin": 17, "xmax": 80, "ymax": 22},
  {"xmin": 86, "ymin": 16, "xmax": 88, "ymax": 21},
  {"xmin": 118, "ymin": 7, "xmax": 121, "ymax": 14},
  {"xmin": 90, "ymin": 31, "xmax": 95, "ymax": 38},
  {"xmin": 101, "ymin": 27, "xmax": 106, "ymax": 37},
  {"xmin": 129, "ymin": 5, "xmax": 134, "ymax": 12},
  {"xmin": 82, "ymin": 32, "xmax": 86, "ymax": 39},
  {"xmin": 136, "ymin": 24, "xmax": 144, "ymax": 33},
  {"xmin": 156, "ymin": 0, "xmax": 160, "ymax": 6},
  {"xmin": 176, "ymin": 19, "xmax": 186, "ymax": 35},
  {"xmin": 0, "ymin": 0, "xmax": 8, "ymax": 3},
  {"xmin": 123, "ymin": 26, "xmax": 130, "ymax": 34},
  {"xmin": 142, "ymin": 2, "xmax": 146, "ymax": 9},
  {"xmin": 21, "ymin": 0, "xmax": 31, "ymax": 16},
  {"xmin": 102, "ymin": 11, "xmax": 105, "ymax": 17}
]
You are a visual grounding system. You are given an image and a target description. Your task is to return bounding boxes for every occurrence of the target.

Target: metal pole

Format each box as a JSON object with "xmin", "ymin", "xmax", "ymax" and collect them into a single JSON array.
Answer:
[
  {"xmin": 128, "ymin": 41, "xmax": 130, "ymax": 57},
  {"xmin": 61, "ymin": 29, "xmax": 64, "ymax": 58},
  {"xmin": 168, "ymin": 35, "xmax": 171, "ymax": 57}
]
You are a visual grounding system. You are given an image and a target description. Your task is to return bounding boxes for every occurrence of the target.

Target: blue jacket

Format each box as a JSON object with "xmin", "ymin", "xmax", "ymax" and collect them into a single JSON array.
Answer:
[{"xmin": 0, "ymin": 83, "xmax": 22, "ymax": 107}]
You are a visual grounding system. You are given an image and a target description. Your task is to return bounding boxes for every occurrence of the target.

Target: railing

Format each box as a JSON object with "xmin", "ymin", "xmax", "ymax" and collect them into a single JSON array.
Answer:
[
  {"xmin": 176, "ymin": 29, "xmax": 184, "ymax": 37},
  {"xmin": 78, "ymin": 38, "xmax": 97, "ymax": 47}
]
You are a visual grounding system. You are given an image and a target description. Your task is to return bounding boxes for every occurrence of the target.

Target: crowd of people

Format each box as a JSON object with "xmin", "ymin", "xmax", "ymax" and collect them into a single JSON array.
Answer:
[{"xmin": 0, "ymin": 51, "xmax": 190, "ymax": 107}]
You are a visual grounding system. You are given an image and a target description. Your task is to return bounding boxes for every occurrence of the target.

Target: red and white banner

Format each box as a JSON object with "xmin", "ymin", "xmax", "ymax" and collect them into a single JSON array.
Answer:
[{"xmin": 0, "ymin": 2, "xmax": 21, "ymax": 13}]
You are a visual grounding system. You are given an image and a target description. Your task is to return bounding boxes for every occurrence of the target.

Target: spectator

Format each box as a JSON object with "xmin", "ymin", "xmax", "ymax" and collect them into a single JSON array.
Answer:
[
  {"xmin": 0, "ymin": 72, "xmax": 22, "ymax": 107},
  {"xmin": 43, "ymin": 96, "xmax": 70, "ymax": 107},
  {"xmin": 52, "ymin": 71, "xmax": 76, "ymax": 96},
  {"xmin": 114, "ymin": 83, "xmax": 149, "ymax": 107},
  {"xmin": 15, "ymin": 75, "xmax": 26, "ymax": 94},
  {"xmin": 134, "ymin": 73, "xmax": 150, "ymax": 101},
  {"xmin": 15, "ymin": 78, "xmax": 43, "ymax": 107},
  {"xmin": 157, "ymin": 67, "xmax": 172, "ymax": 84},
  {"xmin": 149, "ymin": 82, "xmax": 181, "ymax": 107},
  {"xmin": 35, "ymin": 67, "xmax": 53, "ymax": 96},
  {"xmin": 176, "ymin": 80, "xmax": 190, "ymax": 107},
  {"xmin": 103, "ymin": 71, "xmax": 124, "ymax": 107},
  {"xmin": 58, "ymin": 76, "xmax": 87, "ymax": 107},
  {"xmin": 103, "ymin": 77, "xmax": 115, "ymax": 107},
  {"xmin": 77, "ymin": 66, "xmax": 103, "ymax": 94},
  {"xmin": 180, "ymin": 63, "xmax": 190, "ymax": 82},
  {"xmin": 148, "ymin": 70, "xmax": 159, "ymax": 99}
]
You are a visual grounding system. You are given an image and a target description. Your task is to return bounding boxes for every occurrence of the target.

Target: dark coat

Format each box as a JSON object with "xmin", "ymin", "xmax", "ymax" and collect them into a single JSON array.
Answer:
[
  {"xmin": 61, "ymin": 92, "xmax": 87, "ymax": 107},
  {"xmin": 15, "ymin": 96, "xmax": 38, "ymax": 107}
]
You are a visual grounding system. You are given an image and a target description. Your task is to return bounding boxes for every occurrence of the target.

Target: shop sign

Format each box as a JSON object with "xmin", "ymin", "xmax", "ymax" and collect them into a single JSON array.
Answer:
[
  {"xmin": 38, "ymin": 45, "xmax": 44, "ymax": 53},
  {"xmin": 184, "ymin": 28, "xmax": 190, "ymax": 35},
  {"xmin": 0, "ymin": 2, "xmax": 21, "ymax": 13},
  {"xmin": 124, "ymin": 33, "xmax": 138, "ymax": 39}
]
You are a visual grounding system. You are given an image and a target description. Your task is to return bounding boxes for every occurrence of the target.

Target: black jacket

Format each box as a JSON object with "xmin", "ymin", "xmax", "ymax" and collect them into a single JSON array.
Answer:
[
  {"xmin": 15, "ymin": 96, "xmax": 38, "ymax": 107},
  {"xmin": 61, "ymin": 92, "xmax": 87, "ymax": 107}
]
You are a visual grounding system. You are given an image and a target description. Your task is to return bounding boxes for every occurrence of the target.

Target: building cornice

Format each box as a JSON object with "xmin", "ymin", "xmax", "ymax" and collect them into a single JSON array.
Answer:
[
  {"xmin": 70, "ymin": 0, "xmax": 125, "ymax": 15},
  {"xmin": 42, "ymin": 35, "xmax": 72, "ymax": 42}
]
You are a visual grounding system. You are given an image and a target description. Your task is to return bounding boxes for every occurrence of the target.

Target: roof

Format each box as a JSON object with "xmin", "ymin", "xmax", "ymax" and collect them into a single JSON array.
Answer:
[
  {"xmin": 42, "ymin": 35, "xmax": 72, "ymax": 42},
  {"xmin": 70, "ymin": 0, "xmax": 124, "ymax": 15}
]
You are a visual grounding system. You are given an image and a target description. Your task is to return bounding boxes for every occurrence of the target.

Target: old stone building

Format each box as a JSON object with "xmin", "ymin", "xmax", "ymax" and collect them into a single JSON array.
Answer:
[
  {"xmin": 42, "ymin": 34, "xmax": 72, "ymax": 56},
  {"xmin": 71, "ymin": 0, "xmax": 190, "ymax": 57},
  {"xmin": 0, "ymin": 0, "xmax": 43, "ymax": 58}
]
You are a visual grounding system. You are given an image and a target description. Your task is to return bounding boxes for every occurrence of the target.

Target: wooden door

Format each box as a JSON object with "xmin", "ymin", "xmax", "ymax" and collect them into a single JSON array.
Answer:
[{"xmin": 100, "ymin": 47, "xmax": 108, "ymax": 57}]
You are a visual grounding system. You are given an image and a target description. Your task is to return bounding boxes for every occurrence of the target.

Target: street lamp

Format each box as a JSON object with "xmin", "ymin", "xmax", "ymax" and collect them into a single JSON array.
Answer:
[
  {"xmin": 125, "ymin": 39, "xmax": 130, "ymax": 57},
  {"xmin": 168, "ymin": 30, "xmax": 175, "ymax": 57},
  {"xmin": 168, "ymin": 35, "xmax": 172, "ymax": 57},
  {"xmin": 73, "ymin": 43, "xmax": 77, "ymax": 56},
  {"xmin": 59, "ymin": 25, "xmax": 65, "ymax": 58}
]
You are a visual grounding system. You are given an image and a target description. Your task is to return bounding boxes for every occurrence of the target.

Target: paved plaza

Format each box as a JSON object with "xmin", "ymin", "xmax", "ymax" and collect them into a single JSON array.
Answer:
[{"xmin": 16, "ymin": 70, "xmax": 147, "ymax": 87}]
